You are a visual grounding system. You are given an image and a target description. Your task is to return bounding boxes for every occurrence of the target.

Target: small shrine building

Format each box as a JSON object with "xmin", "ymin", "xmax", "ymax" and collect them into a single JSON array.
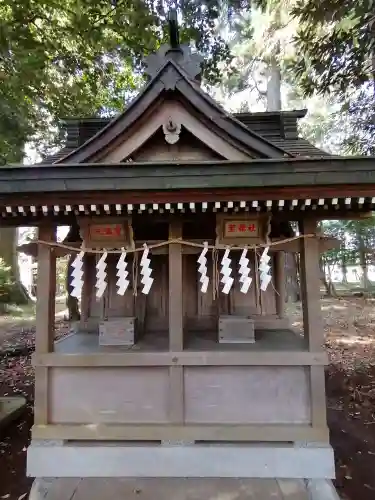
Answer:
[{"xmin": 2, "ymin": 34, "xmax": 375, "ymax": 480}]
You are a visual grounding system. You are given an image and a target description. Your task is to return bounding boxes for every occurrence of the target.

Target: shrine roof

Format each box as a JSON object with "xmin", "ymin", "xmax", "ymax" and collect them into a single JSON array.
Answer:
[
  {"xmin": 48, "ymin": 57, "xmax": 294, "ymax": 163},
  {"xmin": 40, "ymin": 109, "xmax": 328, "ymax": 165},
  {"xmin": 35, "ymin": 39, "xmax": 328, "ymax": 165},
  {"xmin": 1, "ymin": 157, "xmax": 375, "ymax": 195}
]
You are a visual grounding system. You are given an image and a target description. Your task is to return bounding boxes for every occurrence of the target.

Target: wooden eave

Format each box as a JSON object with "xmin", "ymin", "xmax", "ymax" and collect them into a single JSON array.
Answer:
[
  {"xmin": 0, "ymin": 157, "xmax": 374, "ymax": 225},
  {"xmin": 55, "ymin": 61, "xmax": 291, "ymax": 163},
  {"xmin": 1, "ymin": 157, "xmax": 375, "ymax": 194}
]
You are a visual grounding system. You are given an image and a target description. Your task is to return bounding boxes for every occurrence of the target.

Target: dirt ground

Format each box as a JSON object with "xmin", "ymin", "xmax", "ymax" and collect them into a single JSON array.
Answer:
[{"xmin": 0, "ymin": 298, "xmax": 375, "ymax": 500}]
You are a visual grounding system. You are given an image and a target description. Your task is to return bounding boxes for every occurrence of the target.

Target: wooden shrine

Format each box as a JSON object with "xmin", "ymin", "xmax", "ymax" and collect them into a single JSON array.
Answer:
[{"xmin": 2, "ymin": 28, "xmax": 375, "ymax": 481}]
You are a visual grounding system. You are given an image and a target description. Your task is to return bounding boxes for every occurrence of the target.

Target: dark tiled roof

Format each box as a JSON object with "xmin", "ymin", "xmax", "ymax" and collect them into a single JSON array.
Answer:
[
  {"xmin": 39, "ymin": 109, "xmax": 330, "ymax": 164},
  {"xmin": 269, "ymin": 138, "xmax": 330, "ymax": 157}
]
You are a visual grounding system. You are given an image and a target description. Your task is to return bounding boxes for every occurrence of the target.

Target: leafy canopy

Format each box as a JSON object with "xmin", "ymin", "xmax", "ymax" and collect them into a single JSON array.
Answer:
[
  {"xmin": 0, "ymin": 0, "xmax": 241, "ymax": 163},
  {"xmin": 292, "ymin": 0, "xmax": 375, "ymax": 96}
]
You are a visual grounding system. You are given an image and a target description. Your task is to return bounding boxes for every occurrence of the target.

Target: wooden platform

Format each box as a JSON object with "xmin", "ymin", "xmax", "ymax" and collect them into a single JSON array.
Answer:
[
  {"xmin": 54, "ymin": 329, "xmax": 307, "ymax": 354},
  {"xmin": 28, "ymin": 478, "xmax": 341, "ymax": 500}
]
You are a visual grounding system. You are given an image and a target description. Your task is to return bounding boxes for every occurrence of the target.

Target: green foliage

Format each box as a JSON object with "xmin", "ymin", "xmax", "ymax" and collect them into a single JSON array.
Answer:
[
  {"xmin": 291, "ymin": 0, "xmax": 375, "ymax": 96},
  {"xmin": 336, "ymin": 86, "xmax": 375, "ymax": 156},
  {"xmin": 0, "ymin": 257, "xmax": 21, "ymax": 304},
  {"xmin": 248, "ymin": 1, "xmax": 375, "ymax": 156},
  {"xmin": 321, "ymin": 217, "xmax": 375, "ymax": 291},
  {"xmin": 0, "ymin": 0, "xmax": 243, "ymax": 164}
]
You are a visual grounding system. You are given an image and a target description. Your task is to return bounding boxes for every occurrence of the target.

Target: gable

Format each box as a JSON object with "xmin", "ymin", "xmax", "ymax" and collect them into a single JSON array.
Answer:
[
  {"xmin": 130, "ymin": 128, "xmax": 224, "ymax": 162},
  {"xmin": 57, "ymin": 61, "xmax": 291, "ymax": 164},
  {"xmin": 97, "ymin": 100, "xmax": 251, "ymax": 162}
]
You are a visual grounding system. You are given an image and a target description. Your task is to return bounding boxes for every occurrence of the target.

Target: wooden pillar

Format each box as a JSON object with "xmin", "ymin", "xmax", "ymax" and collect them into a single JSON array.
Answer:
[
  {"xmin": 274, "ymin": 251, "xmax": 286, "ymax": 319},
  {"xmin": 80, "ymin": 254, "xmax": 92, "ymax": 328},
  {"xmin": 299, "ymin": 218, "xmax": 327, "ymax": 433},
  {"xmin": 35, "ymin": 225, "xmax": 57, "ymax": 353},
  {"xmin": 299, "ymin": 219, "xmax": 323, "ymax": 351},
  {"xmin": 168, "ymin": 219, "xmax": 184, "ymax": 424},
  {"xmin": 34, "ymin": 224, "xmax": 56, "ymax": 426},
  {"xmin": 168, "ymin": 220, "xmax": 183, "ymax": 351}
]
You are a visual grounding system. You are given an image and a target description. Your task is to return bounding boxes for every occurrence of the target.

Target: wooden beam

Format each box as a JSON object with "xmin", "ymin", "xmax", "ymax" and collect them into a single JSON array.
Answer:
[
  {"xmin": 168, "ymin": 220, "xmax": 183, "ymax": 350},
  {"xmin": 31, "ymin": 423, "xmax": 329, "ymax": 442},
  {"xmin": 35, "ymin": 225, "xmax": 56, "ymax": 353},
  {"xmin": 299, "ymin": 219, "xmax": 323, "ymax": 351},
  {"xmin": 34, "ymin": 225, "xmax": 56, "ymax": 426},
  {"xmin": 168, "ymin": 220, "xmax": 184, "ymax": 424},
  {"xmin": 274, "ymin": 252, "xmax": 286, "ymax": 319},
  {"xmin": 309, "ymin": 365, "xmax": 328, "ymax": 430},
  {"xmin": 2, "ymin": 183, "xmax": 375, "ymax": 208},
  {"xmin": 80, "ymin": 254, "xmax": 92, "ymax": 326},
  {"xmin": 299, "ymin": 219, "xmax": 328, "ymax": 435},
  {"xmin": 33, "ymin": 366, "xmax": 49, "ymax": 425},
  {"xmin": 168, "ymin": 365, "xmax": 184, "ymax": 423},
  {"xmin": 32, "ymin": 350, "xmax": 328, "ymax": 367}
]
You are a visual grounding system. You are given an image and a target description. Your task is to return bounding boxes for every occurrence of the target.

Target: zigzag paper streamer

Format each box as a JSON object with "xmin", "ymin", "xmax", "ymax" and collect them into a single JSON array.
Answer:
[
  {"xmin": 259, "ymin": 247, "xmax": 272, "ymax": 291},
  {"xmin": 140, "ymin": 244, "xmax": 154, "ymax": 295},
  {"xmin": 197, "ymin": 241, "xmax": 209, "ymax": 293},
  {"xmin": 239, "ymin": 248, "xmax": 252, "ymax": 294},
  {"xmin": 70, "ymin": 251, "xmax": 84, "ymax": 299},
  {"xmin": 95, "ymin": 251, "xmax": 108, "ymax": 298},
  {"xmin": 220, "ymin": 248, "xmax": 234, "ymax": 294},
  {"xmin": 116, "ymin": 249, "xmax": 130, "ymax": 296}
]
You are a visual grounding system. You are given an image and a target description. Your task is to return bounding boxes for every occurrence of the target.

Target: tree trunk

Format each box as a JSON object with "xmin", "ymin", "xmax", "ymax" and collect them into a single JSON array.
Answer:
[
  {"xmin": 266, "ymin": 55, "xmax": 282, "ymax": 111},
  {"xmin": 0, "ymin": 227, "xmax": 30, "ymax": 304},
  {"xmin": 358, "ymin": 234, "xmax": 371, "ymax": 290},
  {"xmin": 359, "ymin": 249, "xmax": 371, "ymax": 290},
  {"xmin": 319, "ymin": 258, "xmax": 337, "ymax": 297},
  {"xmin": 266, "ymin": 4, "xmax": 282, "ymax": 112},
  {"xmin": 285, "ymin": 252, "xmax": 300, "ymax": 302},
  {"xmin": 341, "ymin": 254, "xmax": 348, "ymax": 285}
]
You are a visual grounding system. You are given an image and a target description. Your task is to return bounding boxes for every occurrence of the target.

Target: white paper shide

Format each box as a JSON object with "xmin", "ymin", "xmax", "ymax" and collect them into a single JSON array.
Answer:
[
  {"xmin": 197, "ymin": 241, "xmax": 209, "ymax": 293},
  {"xmin": 116, "ymin": 250, "xmax": 130, "ymax": 296},
  {"xmin": 239, "ymin": 248, "xmax": 252, "ymax": 294},
  {"xmin": 220, "ymin": 248, "xmax": 234, "ymax": 294},
  {"xmin": 259, "ymin": 247, "xmax": 272, "ymax": 291},
  {"xmin": 70, "ymin": 251, "xmax": 85, "ymax": 299},
  {"xmin": 140, "ymin": 244, "xmax": 154, "ymax": 295},
  {"xmin": 95, "ymin": 251, "xmax": 108, "ymax": 298}
]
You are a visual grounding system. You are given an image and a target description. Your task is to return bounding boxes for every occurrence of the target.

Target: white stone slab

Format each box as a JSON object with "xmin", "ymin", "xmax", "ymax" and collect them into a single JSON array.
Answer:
[
  {"xmin": 29, "ymin": 478, "xmax": 340, "ymax": 500},
  {"xmin": 27, "ymin": 443, "xmax": 335, "ymax": 479}
]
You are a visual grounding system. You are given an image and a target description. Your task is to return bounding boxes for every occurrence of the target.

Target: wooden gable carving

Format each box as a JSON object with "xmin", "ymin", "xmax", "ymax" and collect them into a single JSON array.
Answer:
[
  {"xmin": 93, "ymin": 101, "xmax": 253, "ymax": 163},
  {"xmin": 56, "ymin": 54, "xmax": 290, "ymax": 165}
]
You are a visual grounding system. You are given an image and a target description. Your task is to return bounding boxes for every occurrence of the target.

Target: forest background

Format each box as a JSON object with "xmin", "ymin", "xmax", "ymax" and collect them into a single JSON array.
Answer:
[{"xmin": 0, "ymin": 0, "xmax": 374, "ymax": 306}]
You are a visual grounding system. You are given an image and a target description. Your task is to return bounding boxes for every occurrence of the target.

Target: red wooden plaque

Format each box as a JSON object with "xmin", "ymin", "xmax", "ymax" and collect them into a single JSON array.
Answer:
[
  {"xmin": 223, "ymin": 220, "xmax": 260, "ymax": 238},
  {"xmin": 88, "ymin": 224, "xmax": 125, "ymax": 241}
]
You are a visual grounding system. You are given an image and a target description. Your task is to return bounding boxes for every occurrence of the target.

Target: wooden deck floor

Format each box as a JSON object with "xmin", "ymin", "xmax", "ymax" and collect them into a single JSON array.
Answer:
[
  {"xmin": 29, "ymin": 478, "xmax": 321, "ymax": 500},
  {"xmin": 54, "ymin": 328, "xmax": 307, "ymax": 354}
]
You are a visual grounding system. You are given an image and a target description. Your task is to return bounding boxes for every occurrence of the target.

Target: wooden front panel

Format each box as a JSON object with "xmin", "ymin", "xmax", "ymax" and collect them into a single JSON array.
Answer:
[
  {"xmin": 86, "ymin": 252, "xmax": 277, "ymax": 331},
  {"xmin": 183, "ymin": 255, "xmax": 216, "ymax": 331},
  {"xmin": 145, "ymin": 255, "xmax": 169, "ymax": 332},
  {"xmin": 49, "ymin": 367, "xmax": 169, "ymax": 424},
  {"xmin": 106, "ymin": 255, "xmax": 134, "ymax": 318},
  {"xmin": 182, "ymin": 254, "xmax": 276, "ymax": 332},
  {"xmin": 184, "ymin": 366, "xmax": 310, "ymax": 424},
  {"xmin": 229, "ymin": 253, "xmax": 259, "ymax": 316}
]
